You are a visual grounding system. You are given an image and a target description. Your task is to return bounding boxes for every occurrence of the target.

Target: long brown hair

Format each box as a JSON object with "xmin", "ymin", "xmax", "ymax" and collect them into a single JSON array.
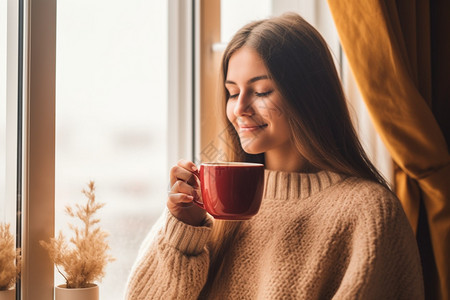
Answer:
[{"xmin": 200, "ymin": 13, "xmax": 388, "ymax": 298}]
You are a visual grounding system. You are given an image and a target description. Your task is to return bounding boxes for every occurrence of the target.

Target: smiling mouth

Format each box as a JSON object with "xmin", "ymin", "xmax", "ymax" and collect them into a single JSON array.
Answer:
[{"xmin": 239, "ymin": 124, "xmax": 268, "ymax": 132}]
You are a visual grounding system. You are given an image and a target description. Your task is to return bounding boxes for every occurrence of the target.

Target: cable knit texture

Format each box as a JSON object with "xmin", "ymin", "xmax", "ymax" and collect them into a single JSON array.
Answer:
[{"xmin": 125, "ymin": 170, "xmax": 424, "ymax": 299}]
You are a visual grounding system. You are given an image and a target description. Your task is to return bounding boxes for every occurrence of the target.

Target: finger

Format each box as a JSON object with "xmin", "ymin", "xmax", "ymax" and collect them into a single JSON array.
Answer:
[
  {"xmin": 170, "ymin": 180, "xmax": 197, "ymax": 196},
  {"xmin": 177, "ymin": 159, "xmax": 198, "ymax": 173},
  {"xmin": 168, "ymin": 193, "xmax": 195, "ymax": 206},
  {"xmin": 177, "ymin": 159, "xmax": 200, "ymax": 186},
  {"xmin": 169, "ymin": 165, "xmax": 190, "ymax": 186},
  {"xmin": 170, "ymin": 165, "xmax": 199, "ymax": 187}
]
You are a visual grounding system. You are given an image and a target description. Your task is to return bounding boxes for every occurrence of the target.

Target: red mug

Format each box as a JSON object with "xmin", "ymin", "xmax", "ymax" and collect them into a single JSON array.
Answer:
[{"xmin": 193, "ymin": 162, "xmax": 265, "ymax": 220}]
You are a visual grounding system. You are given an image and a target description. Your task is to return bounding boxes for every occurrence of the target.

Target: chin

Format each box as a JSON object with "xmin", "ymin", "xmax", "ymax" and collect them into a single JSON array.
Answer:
[
  {"xmin": 243, "ymin": 149, "xmax": 262, "ymax": 155},
  {"xmin": 241, "ymin": 143, "xmax": 265, "ymax": 155}
]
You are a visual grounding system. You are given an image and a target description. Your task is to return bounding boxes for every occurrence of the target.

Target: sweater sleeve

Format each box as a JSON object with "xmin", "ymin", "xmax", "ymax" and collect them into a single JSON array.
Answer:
[
  {"xmin": 125, "ymin": 209, "xmax": 213, "ymax": 300},
  {"xmin": 333, "ymin": 185, "xmax": 424, "ymax": 300}
]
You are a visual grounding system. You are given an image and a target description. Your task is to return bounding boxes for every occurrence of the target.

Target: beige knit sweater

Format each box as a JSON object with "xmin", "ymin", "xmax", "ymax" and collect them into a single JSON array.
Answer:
[{"xmin": 125, "ymin": 170, "xmax": 424, "ymax": 299}]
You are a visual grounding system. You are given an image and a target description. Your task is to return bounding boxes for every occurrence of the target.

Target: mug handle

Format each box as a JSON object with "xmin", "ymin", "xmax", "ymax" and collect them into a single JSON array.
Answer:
[{"xmin": 192, "ymin": 167, "xmax": 204, "ymax": 209}]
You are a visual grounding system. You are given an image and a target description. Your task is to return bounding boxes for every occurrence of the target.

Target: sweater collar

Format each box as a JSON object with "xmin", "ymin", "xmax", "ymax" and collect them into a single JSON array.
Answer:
[{"xmin": 263, "ymin": 169, "xmax": 345, "ymax": 200}]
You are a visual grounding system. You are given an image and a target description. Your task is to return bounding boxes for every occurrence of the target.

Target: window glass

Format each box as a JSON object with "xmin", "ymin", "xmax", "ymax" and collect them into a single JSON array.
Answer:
[
  {"xmin": 1, "ymin": 0, "xmax": 17, "ymax": 232},
  {"xmin": 221, "ymin": 1, "xmax": 339, "ymax": 58},
  {"xmin": 221, "ymin": 0, "xmax": 271, "ymax": 43},
  {"xmin": 0, "ymin": 0, "xmax": 7, "ymax": 220},
  {"xmin": 55, "ymin": 0, "xmax": 167, "ymax": 298}
]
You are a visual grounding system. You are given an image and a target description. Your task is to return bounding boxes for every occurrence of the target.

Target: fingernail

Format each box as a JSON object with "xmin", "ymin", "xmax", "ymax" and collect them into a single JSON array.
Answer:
[
  {"xmin": 187, "ymin": 195, "xmax": 194, "ymax": 200},
  {"xmin": 191, "ymin": 165, "xmax": 198, "ymax": 171}
]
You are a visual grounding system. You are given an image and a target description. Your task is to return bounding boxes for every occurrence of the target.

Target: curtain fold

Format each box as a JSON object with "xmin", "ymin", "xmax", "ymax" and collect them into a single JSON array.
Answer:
[{"xmin": 327, "ymin": 1, "xmax": 450, "ymax": 299}]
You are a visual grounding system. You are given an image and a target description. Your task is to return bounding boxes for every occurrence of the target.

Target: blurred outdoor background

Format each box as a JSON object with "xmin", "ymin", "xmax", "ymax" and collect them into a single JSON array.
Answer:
[{"xmin": 54, "ymin": 0, "xmax": 167, "ymax": 298}]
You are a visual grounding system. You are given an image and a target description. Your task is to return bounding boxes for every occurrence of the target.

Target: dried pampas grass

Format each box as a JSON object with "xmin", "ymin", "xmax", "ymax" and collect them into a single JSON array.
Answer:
[
  {"xmin": 0, "ymin": 223, "xmax": 20, "ymax": 291},
  {"xmin": 40, "ymin": 181, "xmax": 114, "ymax": 288}
]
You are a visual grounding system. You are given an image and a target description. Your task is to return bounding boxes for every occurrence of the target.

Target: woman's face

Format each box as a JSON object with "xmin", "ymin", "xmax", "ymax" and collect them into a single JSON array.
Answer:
[{"xmin": 225, "ymin": 46, "xmax": 293, "ymax": 156}]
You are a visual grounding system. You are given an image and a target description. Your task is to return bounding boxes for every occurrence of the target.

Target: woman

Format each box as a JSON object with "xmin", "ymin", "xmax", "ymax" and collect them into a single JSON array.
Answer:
[{"xmin": 126, "ymin": 13, "xmax": 424, "ymax": 299}]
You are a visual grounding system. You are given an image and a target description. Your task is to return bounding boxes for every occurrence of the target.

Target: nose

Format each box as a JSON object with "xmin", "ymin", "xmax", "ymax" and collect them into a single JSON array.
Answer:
[{"xmin": 234, "ymin": 92, "xmax": 254, "ymax": 117}]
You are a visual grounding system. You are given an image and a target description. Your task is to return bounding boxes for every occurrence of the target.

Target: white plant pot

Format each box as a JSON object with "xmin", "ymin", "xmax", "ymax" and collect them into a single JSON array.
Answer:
[
  {"xmin": 55, "ymin": 284, "xmax": 99, "ymax": 300},
  {"xmin": 0, "ymin": 289, "xmax": 15, "ymax": 300}
]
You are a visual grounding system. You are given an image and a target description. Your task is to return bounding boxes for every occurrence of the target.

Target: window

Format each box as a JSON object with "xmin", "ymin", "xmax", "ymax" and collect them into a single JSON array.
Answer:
[
  {"xmin": 221, "ymin": 0, "xmax": 272, "ymax": 43},
  {"xmin": 55, "ymin": 0, "xmax": 168, "ymax": 297},
  {"xmin": 1, "ymin": 0, "xmax": 19, "ymax": 265},
  {"xmin": 0, "ymin": 0, "xmax": 10, "ymax": 224},
  {"xmin": 22, "ymin": 1, "xmax": 192, "ymax": 299},
  {"xmin": 1, "ymin": 1, "xmax": 22, "ymax": 297},
  {"xmin": 12, "ymin": 0, "xmax": 392, "ymax": 299}
]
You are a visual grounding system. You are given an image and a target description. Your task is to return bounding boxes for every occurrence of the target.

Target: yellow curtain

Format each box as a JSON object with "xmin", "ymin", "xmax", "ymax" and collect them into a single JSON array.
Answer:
[{"xmin": 327, "ymin": 1, "xmax": 450, "ymax": 299}]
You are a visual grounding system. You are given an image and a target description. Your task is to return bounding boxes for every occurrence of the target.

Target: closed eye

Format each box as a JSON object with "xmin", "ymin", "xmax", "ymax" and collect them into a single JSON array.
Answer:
[
  {"xmin": 255, "ymin": 91, "xmax": 273, "ymax": 97},
  {"xmin": 229, "ymin": 93, "xmax": 239, "ymax": 99}
]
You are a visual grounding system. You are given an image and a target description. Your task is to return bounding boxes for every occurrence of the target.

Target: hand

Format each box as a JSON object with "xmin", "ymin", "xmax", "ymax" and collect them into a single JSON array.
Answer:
[{"xmin": 168, "ymin": 159, "xmax": 206, "ymax": 226}]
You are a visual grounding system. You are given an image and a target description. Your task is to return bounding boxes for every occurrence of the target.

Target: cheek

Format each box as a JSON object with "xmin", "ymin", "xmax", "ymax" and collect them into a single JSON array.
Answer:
[
  {"xmin": 254, "ymin": 97, "xmax": 284, "ymax": 121},
  {"xmin": 226, "ymin": 101, "xmax": 235, "ymax": 123}
]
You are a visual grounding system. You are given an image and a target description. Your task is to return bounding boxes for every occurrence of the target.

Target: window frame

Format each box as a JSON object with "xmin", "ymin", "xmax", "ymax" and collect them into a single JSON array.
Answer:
[
  {"xmin": 21, "ymin": 0, "xmax": 56, "ymax": 298},
  {"xmin": 195, "ymin": 0, "xmax": 223, "ymax": 163},
  {"xmin": 168, "ymin": 0, "xmax": 196, "ymax": 168},
  {"xmin": 21, "ymin": 0, "xmax": 195, "ymax": 299},
  {"xmin": 3, "ymin": 0, "xmax": 23, "ymax": 296}
]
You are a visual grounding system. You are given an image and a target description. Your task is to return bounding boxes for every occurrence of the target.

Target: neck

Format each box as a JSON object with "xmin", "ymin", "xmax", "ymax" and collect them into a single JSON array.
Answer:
[{"xmin": 264, "ymin": 148, "xmax": 318, "ymax": 173}]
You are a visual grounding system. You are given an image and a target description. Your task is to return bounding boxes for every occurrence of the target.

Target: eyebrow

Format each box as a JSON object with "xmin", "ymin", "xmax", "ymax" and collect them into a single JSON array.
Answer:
[{"xmin": 225, "ymin": 75, "xmax": 270, "ymax": 85}]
